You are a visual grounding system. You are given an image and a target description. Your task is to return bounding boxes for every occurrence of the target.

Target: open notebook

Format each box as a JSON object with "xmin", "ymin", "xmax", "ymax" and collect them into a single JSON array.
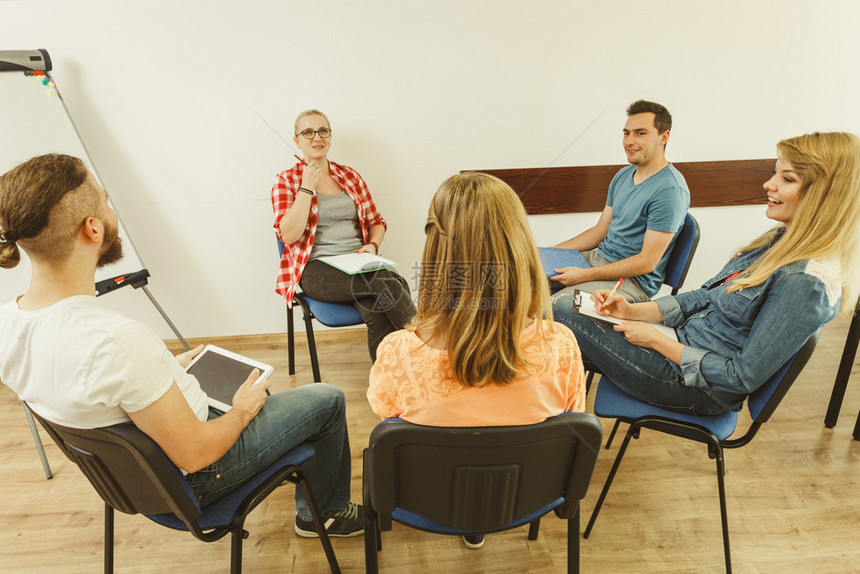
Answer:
[{"xmin": 317, "ymin": 252, "xmax": 397, "ymax": 274}]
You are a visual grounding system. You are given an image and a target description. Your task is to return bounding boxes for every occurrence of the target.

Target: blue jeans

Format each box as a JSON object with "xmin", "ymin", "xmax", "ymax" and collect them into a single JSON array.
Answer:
[
  {"xmin": 553, "ymin": 293, "xmax": 726, "ymax": 415},
  {"xmin": 185, "ymin": 383, "xmax": 352, "ymax": 520}
]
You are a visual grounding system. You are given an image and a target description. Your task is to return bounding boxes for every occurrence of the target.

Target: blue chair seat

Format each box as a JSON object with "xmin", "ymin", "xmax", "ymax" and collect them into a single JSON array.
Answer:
[
  {"xmin": 594, "ymin": 377, "xmax": 739, "ymax": 442},
  {"xmin": 148, "ymin": 443, "xmax": 316, "ymax": 531},
  {"xmin": 298, "ymin": 293, "xmax": 363, "ymax": 327}
]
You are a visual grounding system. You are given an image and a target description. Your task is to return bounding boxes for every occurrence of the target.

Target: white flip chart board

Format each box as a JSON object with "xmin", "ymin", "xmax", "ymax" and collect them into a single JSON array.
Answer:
[{"xmin": 0, "ymin": 49, "xmax": 186, "ymax": 345}]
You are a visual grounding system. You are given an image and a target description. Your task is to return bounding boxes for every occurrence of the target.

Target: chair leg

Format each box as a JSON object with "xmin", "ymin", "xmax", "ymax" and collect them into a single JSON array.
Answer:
[
  {"xmin": 229, "ymin": 528, "xmax": 247, "ymax": 574},
  {"xmin": 569, "ymin": 505, "xmax": 580, "ymax": 574},
  {"xmin": 584, "ymin": 428, "xmax": 635, "ymax": 538},
  {"xmin": 853, "ymin": 409, "xmax": 860, "ymax": 441},
  {"xmin": 605, "ymin": 420, "xmax": 622, "ymax": 449},
  {"xmin": 297, "ymin": 474, "xmax": 340, "ymax": 573},
  {"xmin": 104, "ymin": 504, "xmax": 114, "ymax": 574},
  {"xmin": 287, "ymin": 303, "xmax": 296, "ymax": 376},
  {"xmin": 825, "ymin": 306, "xmax": 859, "ymax": 428},
  {"xmin": 714, "ymin": 447, "xmax": 733, "ymax": 574},
  {"xmin": 364, "ymin": 504, "xmax": 380, "ymax": 573},
  {"xmin": 528, "ymin": 517, "xmax": 541, "ymax": 540},
  {"xmin": 23, "ymin": 403, "xmax": 52, "ymax": 479},
  {"xmin": 302, "ymin": 304, "xmax": 322, "ymax": 383}
]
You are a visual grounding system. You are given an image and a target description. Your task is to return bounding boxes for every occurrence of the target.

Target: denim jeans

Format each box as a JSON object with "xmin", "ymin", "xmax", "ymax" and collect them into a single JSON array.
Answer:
[
  {"xmin": 299, "ymin": 259, "xmax": 415, "ymax": 362},
  {"xmin": 185, "ymin": 383, "xmax": 352, "ymax": 521},
  {"xmin": 553, "ymin": 294, "xmax": 726, "ymax": 415}
]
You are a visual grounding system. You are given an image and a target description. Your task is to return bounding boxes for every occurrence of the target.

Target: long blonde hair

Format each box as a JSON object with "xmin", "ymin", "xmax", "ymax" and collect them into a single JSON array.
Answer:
[
  {"xmin": 728, "ymin": 132, "xmax": 860, "ymax": 314},
  {"xmin": 411, "ymin": 172, "xmax": 552, "ymax": 387}
]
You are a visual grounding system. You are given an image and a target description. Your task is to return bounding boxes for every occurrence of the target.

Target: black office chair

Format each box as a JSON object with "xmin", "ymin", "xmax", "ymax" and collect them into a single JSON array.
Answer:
[
  {"xmin": 584, "ymin": 212, "xmax": 700, "ymax": 392},
  {"xmin": 28, "ymin": 406, "xmax": 340, "ymax": 574},
  {"xmin": 583, "ymin": 334, "xmax": 819, "ymax": 574},
  {"xmin": 278, "ymin": 239, "xmax": 364, "ymax": 382},
  {"xmin": 362, "ymin": 413, "xmax": 603, "ymax": 574}
]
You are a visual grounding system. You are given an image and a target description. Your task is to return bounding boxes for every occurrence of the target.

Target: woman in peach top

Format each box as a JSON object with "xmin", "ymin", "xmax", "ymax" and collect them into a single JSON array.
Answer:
[{"xmin": 367, "ymin": 172, "xmax": 586, "ymax": 548}]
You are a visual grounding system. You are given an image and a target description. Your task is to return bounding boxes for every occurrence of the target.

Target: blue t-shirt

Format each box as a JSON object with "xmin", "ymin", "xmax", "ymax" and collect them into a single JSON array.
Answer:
[{"xmin": 597, "ymin": 163, "xmax": 690, "ymax": 297}]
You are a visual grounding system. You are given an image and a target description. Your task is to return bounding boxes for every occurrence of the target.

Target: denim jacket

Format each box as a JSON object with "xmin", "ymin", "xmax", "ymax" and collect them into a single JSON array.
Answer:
[{"xmin": 655, "ymin": 230, "xmax": 841, "ymax": 411}]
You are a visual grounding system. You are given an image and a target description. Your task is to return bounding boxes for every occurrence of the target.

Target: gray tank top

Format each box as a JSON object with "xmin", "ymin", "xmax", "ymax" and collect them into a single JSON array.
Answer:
[{"xmin": 309, "ymin": 192, "xmax": 364, "ymax": 260}]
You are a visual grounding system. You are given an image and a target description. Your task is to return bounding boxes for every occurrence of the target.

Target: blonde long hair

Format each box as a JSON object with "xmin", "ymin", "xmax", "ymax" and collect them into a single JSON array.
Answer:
[
  {"xmin": 411, "ymin": 172, "xmax": 552, "ymax": 387},
  {"xmin": 728, "ymin": 132, "xmax": 860, "ymax": 314}
]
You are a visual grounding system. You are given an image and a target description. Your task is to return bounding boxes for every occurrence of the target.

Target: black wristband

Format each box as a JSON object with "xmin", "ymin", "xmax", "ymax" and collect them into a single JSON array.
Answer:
[{"xmin": 299, "ymin": 187, "xmax": 315, "ymax": 196}]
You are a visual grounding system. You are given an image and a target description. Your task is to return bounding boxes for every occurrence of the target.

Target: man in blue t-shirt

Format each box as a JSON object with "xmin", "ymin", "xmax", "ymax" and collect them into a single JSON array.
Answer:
[{"xmin": 550, "ymin": 100, "xmax": 690, "ymax": 302}]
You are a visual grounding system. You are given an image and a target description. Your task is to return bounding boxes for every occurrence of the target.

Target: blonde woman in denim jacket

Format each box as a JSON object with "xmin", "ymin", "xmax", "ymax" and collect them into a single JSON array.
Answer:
[{"xmin": 556, "ymin": 132, "xmax": 860, "ymax": 415}]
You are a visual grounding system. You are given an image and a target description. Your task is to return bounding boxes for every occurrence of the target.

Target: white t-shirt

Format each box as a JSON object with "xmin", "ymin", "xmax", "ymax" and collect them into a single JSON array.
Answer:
[{"xmin": 0, "ymin": 295, "xmax": 209, "ymax": 428}]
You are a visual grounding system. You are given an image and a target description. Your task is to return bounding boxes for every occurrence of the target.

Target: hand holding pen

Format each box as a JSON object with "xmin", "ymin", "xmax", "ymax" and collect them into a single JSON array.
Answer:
[
  {"xmin": 295, "ymin": 154, "xmax": 324, "ymax": 194},
  {"xmin": 599, "ymin": 277, "xmax": 623, "ymax": 311},
  {"xmin": 593, "ymin": 279, "xmax": 632, "ymax": 319}
]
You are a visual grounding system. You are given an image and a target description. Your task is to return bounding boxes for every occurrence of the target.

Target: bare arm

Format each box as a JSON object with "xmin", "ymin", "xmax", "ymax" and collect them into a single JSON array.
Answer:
[
  {"xmin": 127, "ymin": 372, "xmax": 269, "ymax": 473},
  {"xmin": 552, "ymin": 205, "xmax": 612, "ymax": 251},
  {"xmin": 551, "ymin": 228, "xmax": 675, "ymax": 286},
  {"xmin": 278, "ymin": 161, "xmax": 325, "ymax": 244},
  {"xmin": 355, "ymin": 224, "xmax": 385, "ymax": 254}
]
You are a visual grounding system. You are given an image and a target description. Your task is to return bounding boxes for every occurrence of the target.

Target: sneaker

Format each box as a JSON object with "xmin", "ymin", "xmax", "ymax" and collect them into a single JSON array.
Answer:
[
  {"xmin": 463, "ymin": 534, "xmax": 485, "ymax": 549},
  {"xmin": 295, "ymin": 502, "xmax": 364, "ymax": 538}
]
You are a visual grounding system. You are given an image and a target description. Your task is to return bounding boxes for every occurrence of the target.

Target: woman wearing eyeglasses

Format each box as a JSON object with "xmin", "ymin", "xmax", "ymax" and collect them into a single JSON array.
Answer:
[{"xmin": 272, "ymin": 109, "xmax": 413, "ymax": 362}]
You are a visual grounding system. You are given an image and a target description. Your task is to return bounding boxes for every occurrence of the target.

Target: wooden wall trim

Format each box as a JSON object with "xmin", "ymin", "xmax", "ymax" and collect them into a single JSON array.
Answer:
[{"xmin": 475, "ymin": 159, "xmax": 775, "ymax": 215}]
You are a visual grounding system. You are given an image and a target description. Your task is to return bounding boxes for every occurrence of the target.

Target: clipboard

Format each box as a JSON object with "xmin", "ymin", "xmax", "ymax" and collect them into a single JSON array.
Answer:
[
  {"xmin": 185, "ymin": 344, "xmax": 275, "ymax": 411},
  {"xmin": 539, "ymin": 247, "xmax": 590, "ymax": 277},
  {"xmin": 573, "ymin": 289, "xmax": 678, "ymax": 342}
]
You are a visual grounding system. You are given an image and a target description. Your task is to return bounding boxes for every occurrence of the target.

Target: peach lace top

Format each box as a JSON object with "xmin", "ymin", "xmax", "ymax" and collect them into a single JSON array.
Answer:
[{"xmin": 367, "ymin": 320, "xmax": 586, "ymax": 426}]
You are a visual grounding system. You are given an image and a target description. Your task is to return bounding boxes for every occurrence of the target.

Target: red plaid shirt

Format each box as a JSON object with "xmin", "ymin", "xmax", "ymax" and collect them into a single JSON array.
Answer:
[{"xmin": 272, "ymin": 160, "xmax": 387, "ymax": 305}]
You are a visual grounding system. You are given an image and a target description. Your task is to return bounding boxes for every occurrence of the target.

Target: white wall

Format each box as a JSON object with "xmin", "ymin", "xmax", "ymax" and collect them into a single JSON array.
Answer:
[{"xmin": 2, "ymin": 0, "xmax": 858, "ymax": 338}]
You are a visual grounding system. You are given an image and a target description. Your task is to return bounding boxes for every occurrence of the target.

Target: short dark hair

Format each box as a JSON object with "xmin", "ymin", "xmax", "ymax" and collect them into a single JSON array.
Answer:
[{"xmin": 626, "ymin": 100, "xmax": 672, "ymax": 134}]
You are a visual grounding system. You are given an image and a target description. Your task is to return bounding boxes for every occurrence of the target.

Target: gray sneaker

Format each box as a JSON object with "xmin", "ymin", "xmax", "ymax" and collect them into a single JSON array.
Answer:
[{"xmin": 295, "ymin": 502, "xmax": 364, "ymax": 538}]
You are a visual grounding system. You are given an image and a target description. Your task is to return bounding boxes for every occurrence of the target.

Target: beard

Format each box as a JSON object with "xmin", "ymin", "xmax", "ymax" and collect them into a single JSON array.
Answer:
[{"xmin": 96, "ymin": 220, "xmax": 124, "ymax": 268}]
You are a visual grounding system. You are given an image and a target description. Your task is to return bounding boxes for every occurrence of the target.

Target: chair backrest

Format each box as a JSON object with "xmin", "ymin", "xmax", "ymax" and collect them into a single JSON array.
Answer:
[
  {"xmin": 663, "ymin": 213, "xmax": 700, "ymax": 295},
  {"xmin": 747, "ymin": 333, "xmax": 819, "ymax": 423},
  {"xmin": 364, "ymin": 413, "xmax": 602, "ymax": 532},
  {"xmin": 28, "ymin": 407, "xmax": 201, "ymax": 522}
]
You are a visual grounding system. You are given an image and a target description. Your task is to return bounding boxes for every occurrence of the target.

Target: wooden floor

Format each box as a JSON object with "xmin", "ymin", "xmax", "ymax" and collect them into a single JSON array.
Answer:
[{"xmin": 1, "ymin": 317, "xmax": 858, "ymax": 573}]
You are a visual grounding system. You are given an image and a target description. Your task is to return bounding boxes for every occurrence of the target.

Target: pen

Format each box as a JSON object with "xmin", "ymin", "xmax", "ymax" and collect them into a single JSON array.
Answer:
[{"xmin": 600, "ymin": 277, "xmax": 623, "ymax": 311}]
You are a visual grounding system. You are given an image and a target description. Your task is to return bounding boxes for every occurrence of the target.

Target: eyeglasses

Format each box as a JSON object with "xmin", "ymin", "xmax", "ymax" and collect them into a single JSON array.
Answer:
[{"xmin": 296, "ymin": 128, "xmax": 332, "ymax": 140}]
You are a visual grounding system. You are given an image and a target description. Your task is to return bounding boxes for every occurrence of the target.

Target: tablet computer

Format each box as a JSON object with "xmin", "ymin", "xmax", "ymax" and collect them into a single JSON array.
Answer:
[{"xmin": 184, "ymin": 344, "xmax": 275, "ymax": 412}]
